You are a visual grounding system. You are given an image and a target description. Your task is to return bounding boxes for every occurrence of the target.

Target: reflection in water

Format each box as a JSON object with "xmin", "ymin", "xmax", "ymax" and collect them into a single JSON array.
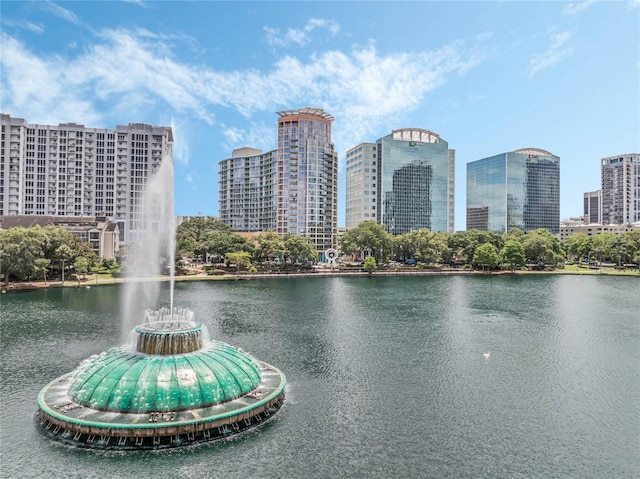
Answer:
[{"xmin": 1, "ymin": 276, "xmax": 639, "ymax": 478}]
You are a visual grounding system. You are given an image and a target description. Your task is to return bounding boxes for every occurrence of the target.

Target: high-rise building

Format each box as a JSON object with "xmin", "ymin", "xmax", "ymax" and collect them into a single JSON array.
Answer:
[
  {"xmin": 276, "ymin": 108, "xmax": 338, "ymax": 255},
  {"xmin": 583, "ymin": 190, "xmax": 601, "ymax": 224},
  {"xmin": 345, "ymin": 142, "xmax": 378, "ymax": 229},
  {"xmin": 0, "ymin": 114, "xmax": 173, "ymax": 244},
  {"xmin": 346, "ymin": 128, "xmax": 454, "ymax": 234},
  {"xmin": 466, "ymin": 148, "xmax": 560, "ymax": 234},
  {"xmin": 218, "ymin": 107, "xmax": 338, "ymax": 258},
  {"xmin": 218, "ymin": 147, "xmax": 276, "ymax": 232},
  {"xmin": 601, "ymin": 154, "xmax": 640, "ymax": 225}
]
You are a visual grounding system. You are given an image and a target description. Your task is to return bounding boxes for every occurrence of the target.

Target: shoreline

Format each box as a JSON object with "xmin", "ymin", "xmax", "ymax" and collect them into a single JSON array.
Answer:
[{"xmin": 2, "ymin": 265, "xmax": 637, "ymax": 293}]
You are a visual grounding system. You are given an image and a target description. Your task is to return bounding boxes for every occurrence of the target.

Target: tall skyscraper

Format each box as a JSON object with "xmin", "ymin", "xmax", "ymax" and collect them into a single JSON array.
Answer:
[
  {"xmin": 601, "ymin": 154, "xmax": 640, "ymax": 225},
  {"xmin": 466, "ymin": 148, "xmax": 560, "ymax": 234},
  {"xmin": 276, "ymin": 108, "xmax": 338, "ymax": 255},
  {"xmin": 218, "ymin": 107, "xmax": 338, "ymax": 257},
  {"xmin": 346, "ymin": 128, "xmax": 455, "ymax": 234},
  {"xmin": 583, "ymin": 190, "xmax": 601, "ymax": 224},
  {"xmin": 0, "ymin": 114, "xmax": 173, "ymax": 244}
]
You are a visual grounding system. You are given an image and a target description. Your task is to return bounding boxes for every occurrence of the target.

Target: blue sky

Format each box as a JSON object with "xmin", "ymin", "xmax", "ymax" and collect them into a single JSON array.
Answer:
[{"xmin": 1, "ymin": 0, "xmax": 639, "ymax": 230}]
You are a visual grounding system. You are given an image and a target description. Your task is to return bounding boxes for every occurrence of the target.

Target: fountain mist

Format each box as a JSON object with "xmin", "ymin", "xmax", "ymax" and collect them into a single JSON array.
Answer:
[{"xmin": 119, "ymin": 152, "xmax": 175, "ymax": 337}]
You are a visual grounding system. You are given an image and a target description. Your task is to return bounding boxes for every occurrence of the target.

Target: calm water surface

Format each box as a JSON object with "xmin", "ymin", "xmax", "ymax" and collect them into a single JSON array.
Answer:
[{"xmin": 1, "ymin": 275, "xmax": 639, "ymax": 478}]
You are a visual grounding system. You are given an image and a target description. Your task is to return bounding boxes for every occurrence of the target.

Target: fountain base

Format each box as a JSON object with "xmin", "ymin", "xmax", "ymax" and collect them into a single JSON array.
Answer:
[
  {"xmin": 36, "ymin": 359, "xmax": 285, "ymax": 450},
  {"xmin": 35, "ymin": 311, "xmax": 286, "ymax": 450}
]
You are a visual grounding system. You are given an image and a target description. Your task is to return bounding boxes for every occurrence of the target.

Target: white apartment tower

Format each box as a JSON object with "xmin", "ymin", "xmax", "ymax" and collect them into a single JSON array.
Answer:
[
  {"xmin": 0, "ymin": 114, "xmax": 173, "ymax": 244},
  {"xmin": 218, "ymin": 108, "xmax": 338, "ymax": 259},
  {"xmin": 345, "ymin": 142, "xmax": 378, "ymax": 229},
  {"xmin": 601, "ymin": 154, "xmax": 640, "ymax": 225},
  {"xmin": 218, "ymin": 147, "xmax": 277, "ymax": 232}
]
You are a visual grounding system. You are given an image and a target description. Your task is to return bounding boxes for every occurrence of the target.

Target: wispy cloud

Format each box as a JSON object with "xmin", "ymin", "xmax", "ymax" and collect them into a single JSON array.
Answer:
[
  {"xmin": 562, "ymin": 1, "xmax": 599, "ymax": 15},
  {"xmin": 1, "ymin": 27, "xmax": 484, "ymax": 159},
  {"xmin": 527, "ymin": 31, "xmax": 573, "ymax": 77},
  {"xmin": 0, "ymin": 19, "xmax": 44, "ymax": 34},
  {"xmin": 221, "ymin": 122, "xmax": 274, "ymax": 154},
  {"xmin": 41, "ymin": 0, "xmax": 83, "ymax": 25},
  {"xmin": 123, "ymin": 0, "xmax": 151, "ymax": 7},
  {"xmin": 264, "ymin": 18, "xmax": 340, "ymax": 48}
]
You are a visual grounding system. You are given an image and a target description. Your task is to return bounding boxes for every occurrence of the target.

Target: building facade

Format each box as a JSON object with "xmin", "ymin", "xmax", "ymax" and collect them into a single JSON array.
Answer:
[
  {"xmin": 379, "ymin": 129, "xmax": 454, "ymax": 234},
  {"xmin": 345, "ymin": 142, "xmax": 378, "ymax": 229},
  {"xmin": 601, "ymin": 154, "xmax": 640, "ymax": 225},
  {"xmin": 583, "ymin": 190, "xmax": 601, "ymax": 224},
  {"xmin": 218, "ymin": 147, "xmax": 276, "ymax": 232},
  {"xmin": 0, "ymin": 215, "xmax": 119, "ymax": 259},
  {"xmin": 218, "ymin": 108, "xmax": 338, "ymax": 258},
  {"xmin": 466, "ymin": 148, "xmax": 560, "ymax": 234},
  {"xmin": 276, "ymin": 108, "xmax": 338, "ymax": 255},
  {"xmin": 560, "ymin": 222, "xmax": 640, "ymax": 242},
  {"xmin": 345, "ymin": 128, "xmax": 455, "ymax": 234},
  {"xmin": 0, "ymin": 114, "xmax": 173, "ymax": 245}
]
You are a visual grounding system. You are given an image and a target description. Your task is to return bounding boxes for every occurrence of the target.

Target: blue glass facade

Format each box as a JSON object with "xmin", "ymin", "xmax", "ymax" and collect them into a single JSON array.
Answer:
[
  {"xmin": 378, "ymin": 129, "xmax": 454, "ymax": 234},
  {"xmin": 466, "ymin": 148, "xmax": 560, "ymax": 234}
]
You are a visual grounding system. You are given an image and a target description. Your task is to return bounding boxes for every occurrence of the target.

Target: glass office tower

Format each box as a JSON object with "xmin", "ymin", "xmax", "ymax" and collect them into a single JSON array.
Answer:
[
  {"xmin": 378, "ymin": 128, "xmax": 455, "ymax": 234},
  {"xmin": 466, "ymin": 148, "xmax": 560, "ymax": 234}
]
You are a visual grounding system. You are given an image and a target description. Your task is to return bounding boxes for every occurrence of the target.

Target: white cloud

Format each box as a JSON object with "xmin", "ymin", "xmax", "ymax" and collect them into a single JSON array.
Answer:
[
  {"xmin": 562, "ymin": 1, "xmax": 599, "ymax": 15},
  {"xmin": 527, "ymin": 31, "xmax": 573, "ymax": 77},
  {"xmin": 42, "ymin": 1, "xmax": 83, "ymax": 25},
  {"xmin": 221, "ymin": 122, "xmax": 274, "ymax": 153},
  {"xmin": 123, "ymin": 0, "xmax": 151, "ymax": 7},
  {"xmin": 1, "ymin": 19, "xmax": 44, "ymax": 34},
  {"xmin": 264, "ymin": 17, "xmax": 340, "ymax": 48},
  {"xmin": 0, "ymin": 34, "xmax": 102, "ymax": 125},
  {"xmin": 1, "ymin": 27, "xmax": 484, "ymax": 164}
]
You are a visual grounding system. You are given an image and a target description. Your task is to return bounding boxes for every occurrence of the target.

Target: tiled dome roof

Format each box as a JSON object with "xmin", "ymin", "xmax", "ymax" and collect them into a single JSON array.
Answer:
[{"xmin": 69, "ymin": 341, "xmax": 261, "ymax": 413}]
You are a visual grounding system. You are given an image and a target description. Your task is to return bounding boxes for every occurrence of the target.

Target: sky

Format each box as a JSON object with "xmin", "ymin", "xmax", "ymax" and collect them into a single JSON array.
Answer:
[{"xmin": 1, "ymin": 0, "xmax": 639, "ymax": 231}]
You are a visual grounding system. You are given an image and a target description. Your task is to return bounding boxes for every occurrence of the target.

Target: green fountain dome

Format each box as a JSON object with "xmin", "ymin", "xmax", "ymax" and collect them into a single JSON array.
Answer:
[
  {"xmin": 69, "ymin": 341, "xmax": 261, "ymax": 413},
  {"xmin": 36, "ymin": 309, "xmax": 286, "ymax": 450}
]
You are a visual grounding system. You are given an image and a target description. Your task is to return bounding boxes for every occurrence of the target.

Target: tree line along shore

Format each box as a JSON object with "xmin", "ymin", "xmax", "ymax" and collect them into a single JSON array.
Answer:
[{"xmin": 2, "ymin": 217, "xmax": 639, "ymax": 291}]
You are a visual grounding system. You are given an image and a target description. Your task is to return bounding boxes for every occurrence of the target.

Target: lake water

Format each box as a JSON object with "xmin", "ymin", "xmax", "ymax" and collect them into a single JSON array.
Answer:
[{"xmin": 1, "ymin": 275, "xmax": 639, "ymax": 478}]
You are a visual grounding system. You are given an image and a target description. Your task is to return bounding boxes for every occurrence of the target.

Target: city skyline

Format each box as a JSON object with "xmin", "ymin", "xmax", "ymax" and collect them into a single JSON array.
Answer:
[{"xmin": 1, "ymin": 1, "xmax": 638, "ymax": 230}]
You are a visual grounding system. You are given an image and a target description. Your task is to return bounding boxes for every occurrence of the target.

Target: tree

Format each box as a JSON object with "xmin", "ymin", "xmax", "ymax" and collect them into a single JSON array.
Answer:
[
  {"xmin": 284, "ymin": 235, "xmax": 318, "ymax": 265},
  {"xmin": 339, "ymin": 220, "xmax": 392, "ymax": 263},
  {"xmin": 563, "ymin": 233, "xmax": 592, "ymax": 262},
  {"xmin": 55, "ymin": 244, "xmax": 74, "ymax": 284},
  {"xmin": 225, "ymin": 251, "xmax": 251, "ymax": 272},
  {"xmin": 176, "ymin": 217, "xmax": 233, "ymax": 260},
  {"xmin": 74, "ymin": 256, "xmax": 90, "ymax": 285},
  {"xmin": 202, "ymin": 229, "xmax": 253, "ymax": 264},
  {"xmin": 255, "ymin": 231, "xmax": 285, "ymax": 264},
  {"xmin": 473, "ymin": 243, "xmax": 499, "ymax": 273},
  {"xmin": 610, "ymin": 235, "xmax": 630, "ymax": 268},
  {"xmin": 446, "ymin": 229, "xmax": 503, "ymax": 267},
  {"xmin": 503, "ymin": 227, "xmax": 525, "ymax": 243},
  {"xmin": 363, "ymin": 255, "xmax": 377, "ymax": 275},
  {"xmin": 395, "ymin": 229, "xmax": 446, "ymax": 265},
  {"xmin": 500, "ymin": 240, "xmax": 525, "ymax": 273},
  {"xmin": 523, "ymin": 229, "xmax": 564, "ymax": 268},
  {"xmin": 0, "ymin": 227, "xmax": 47, "ymax": 287}
]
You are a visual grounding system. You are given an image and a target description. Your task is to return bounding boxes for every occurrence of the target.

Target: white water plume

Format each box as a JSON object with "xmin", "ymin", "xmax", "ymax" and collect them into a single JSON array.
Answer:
[{"xmin": 120, "ymin": 151, "xmax": 176, "ymax": 338}]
